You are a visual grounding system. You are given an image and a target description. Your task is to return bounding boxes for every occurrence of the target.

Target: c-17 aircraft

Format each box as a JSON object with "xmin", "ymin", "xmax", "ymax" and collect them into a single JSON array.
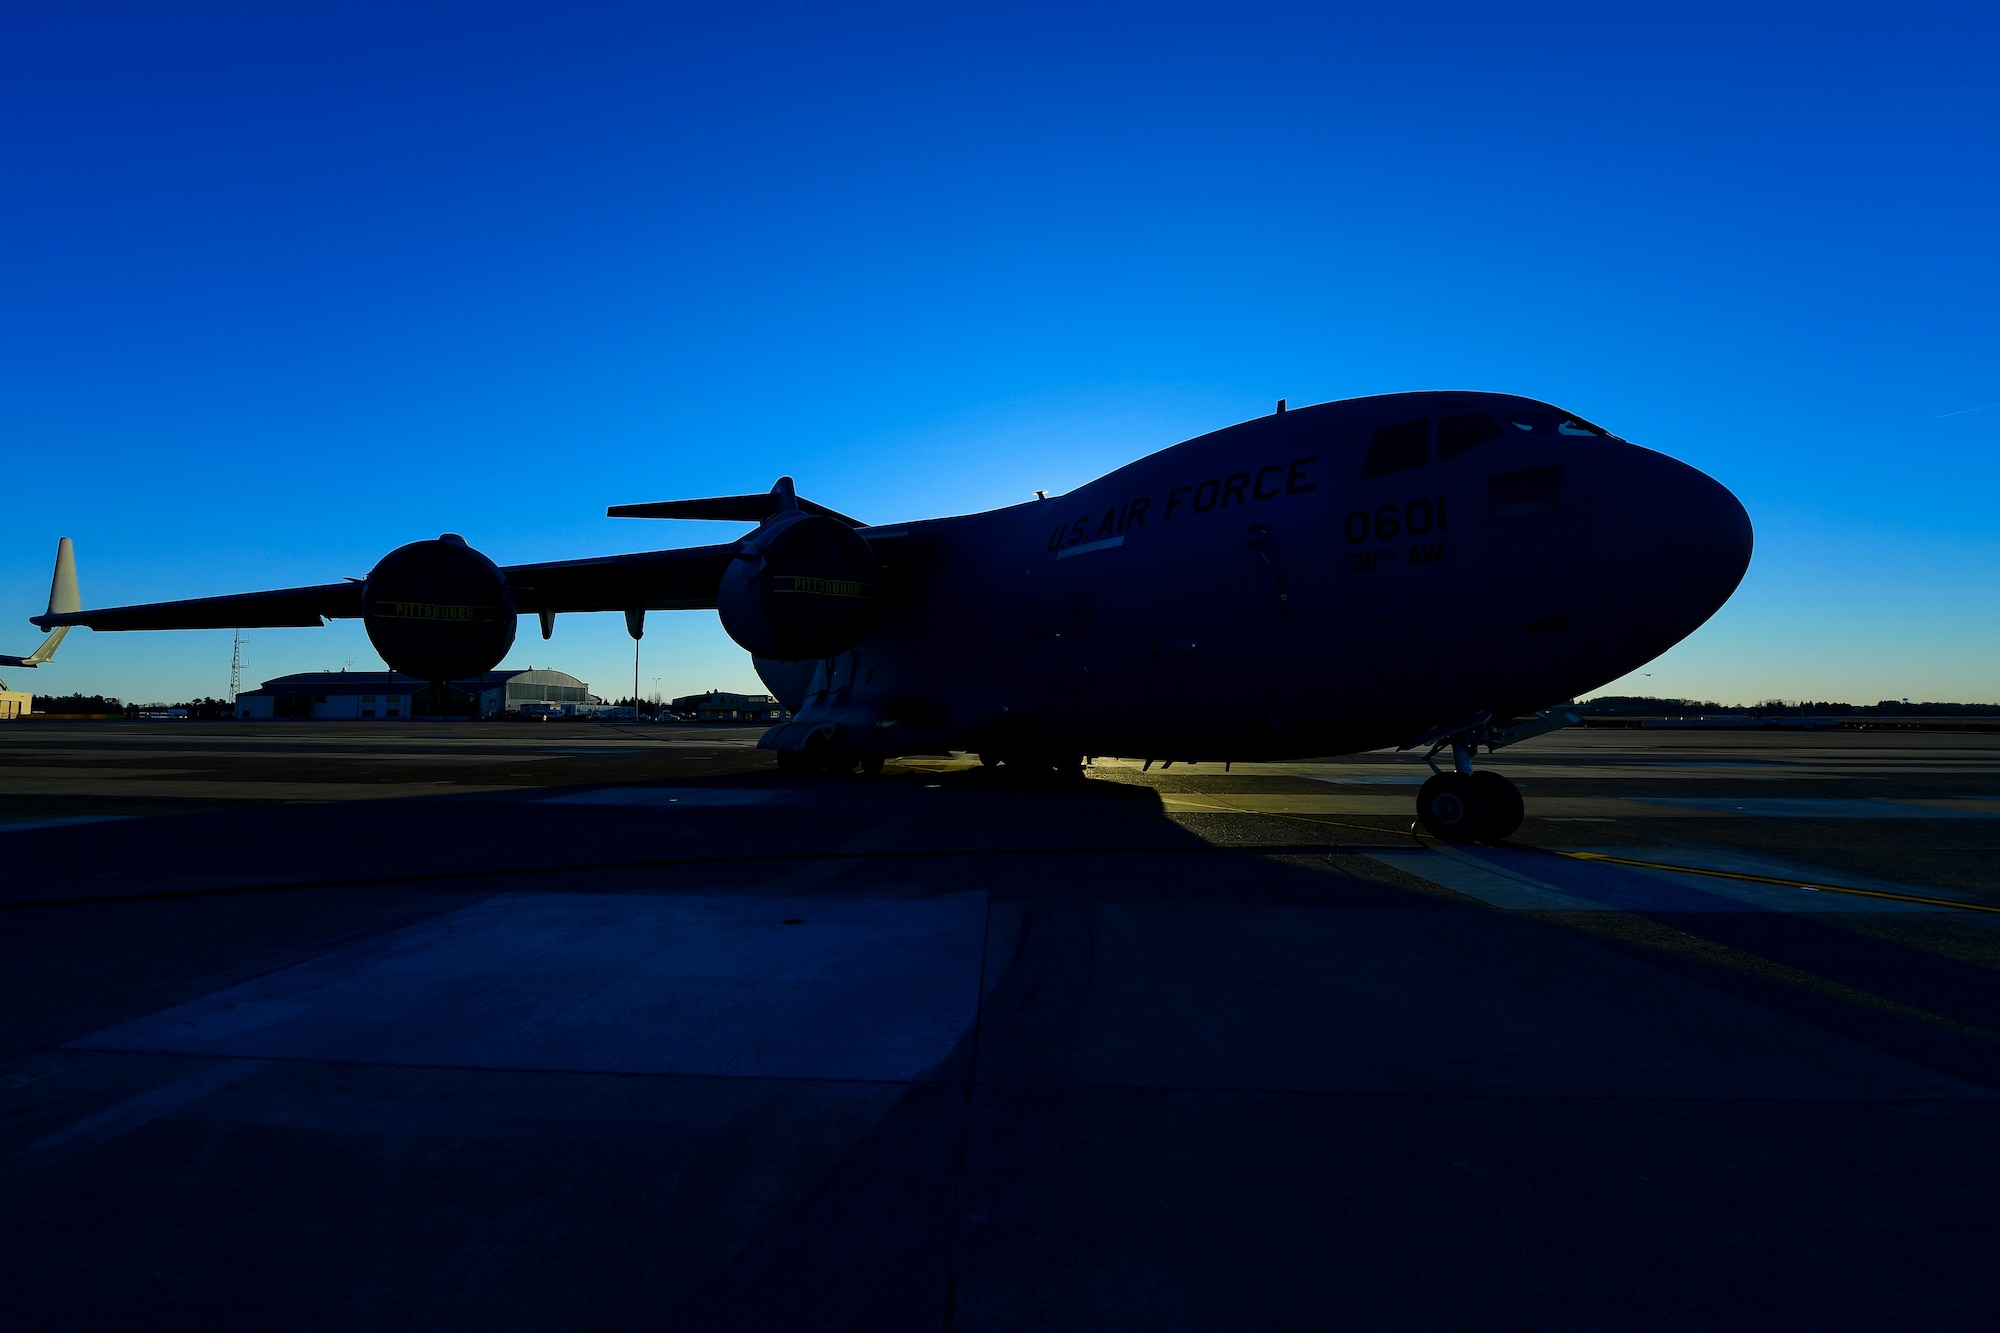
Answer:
[{"xmin": 26, "ymin": 391, "xmax": 1752, "ymax": 842}]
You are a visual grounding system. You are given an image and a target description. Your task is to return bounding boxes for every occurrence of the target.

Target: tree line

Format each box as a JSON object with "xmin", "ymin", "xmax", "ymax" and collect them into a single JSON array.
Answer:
[
  {"xmin": 1577, "ymin": 697, "xmax": 2000, "ymax": 717},
  {"xmin": 29, "ymin": 693, "xmax": 237, "ymax": 718}
]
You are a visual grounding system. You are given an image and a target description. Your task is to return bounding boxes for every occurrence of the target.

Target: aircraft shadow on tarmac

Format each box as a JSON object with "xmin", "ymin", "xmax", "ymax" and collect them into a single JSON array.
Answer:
[{"xmin": 5, "ymin": 764, "xmax": 2000, "ymax": 1330}]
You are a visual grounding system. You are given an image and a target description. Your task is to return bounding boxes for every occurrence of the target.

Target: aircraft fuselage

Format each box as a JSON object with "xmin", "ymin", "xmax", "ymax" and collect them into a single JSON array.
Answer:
[{"xmin": 760, "ymin": 390, "xmax": 1752, "ymax": 762}]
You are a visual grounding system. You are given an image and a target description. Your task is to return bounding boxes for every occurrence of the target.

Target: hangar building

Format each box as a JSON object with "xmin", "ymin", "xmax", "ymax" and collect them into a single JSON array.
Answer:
[{"xmin": 237, "ymin": 668, "xmax": 597, "ymax": 720}]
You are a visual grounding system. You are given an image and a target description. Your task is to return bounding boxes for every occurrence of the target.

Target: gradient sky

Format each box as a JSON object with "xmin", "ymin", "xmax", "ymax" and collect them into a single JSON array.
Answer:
[{"xmin": 4, "ymin": 2, "xmax": 1996, "ymax": 707}]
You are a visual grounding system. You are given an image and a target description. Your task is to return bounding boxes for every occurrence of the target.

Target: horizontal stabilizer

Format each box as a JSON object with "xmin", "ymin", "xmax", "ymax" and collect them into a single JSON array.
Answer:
[
  {"xmin": 0, "ymin": 625, "xmax": 68, "ymax": 668},
  {"xmin": 609, "ymin": 476, "xmax": 862, "ymax": 527}
]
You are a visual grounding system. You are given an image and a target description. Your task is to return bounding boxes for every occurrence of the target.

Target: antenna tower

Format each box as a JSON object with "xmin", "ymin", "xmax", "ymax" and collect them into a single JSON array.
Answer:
[{"xmin": 228, "ymin": 628, "xmax": 245, "ymax": 702}]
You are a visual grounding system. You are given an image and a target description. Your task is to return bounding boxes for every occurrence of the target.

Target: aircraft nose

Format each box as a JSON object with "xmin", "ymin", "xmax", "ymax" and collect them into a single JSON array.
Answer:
[{"xmin": 1596, "ymin": 446, "xmax": 1753, "ymax": 634}]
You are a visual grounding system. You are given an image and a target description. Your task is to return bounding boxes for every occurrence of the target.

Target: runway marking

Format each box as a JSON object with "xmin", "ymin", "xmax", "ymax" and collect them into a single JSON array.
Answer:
[
  {"xmin": 0, "ymin": 815, "xmax": 136, "ymax": 833},
  {"xmin": 1305, "ymin": 774, "xmax": 1428, "ymax": 786},
  {"xmin": 1530, "ymin": 906, "xmax": 2000, "ymax": 1046},
  {"xmin": 1189, "ymin": 790, "xmax": 2000, "ymax": 916},
  {"xmin": 1361, "ymin": 844, "xmax": 1983, "ymax": 916},
  {"xmin": 540, "ymin": 787, "xmax": 792, "ymax": 808},
  {"xmin": 1168, "ymin": 801, "xmax": 1414, "ymax": 842},
  {"xmin": 1361, "ymin": 847, "xmax": 1582, "ymax": 910},
  {"xmin": 1161, "ymin": 793, "xmax": 1413, "ymax": 814},
  {"xmin": 0, "ymin": 777, "xmax": 515, "ymax": 802},
  {"xmin": 18, "ymin": 1059, "xmax": 259, "ymax": 1160},
  {"xmin": 1630, "ymin": 796, "xmax": 1999, "ymax": 819},
  {"xmin": 1548, "ymin": 850, "xmax": 2000, "ymax": 915},
  {"xmin": 1356, "ymin": 848, "xmax": 2000, "ymax": 1043},
  {"xmin": 1624, "ymin": 761, "xmax": 1789, "ymax": 768}
]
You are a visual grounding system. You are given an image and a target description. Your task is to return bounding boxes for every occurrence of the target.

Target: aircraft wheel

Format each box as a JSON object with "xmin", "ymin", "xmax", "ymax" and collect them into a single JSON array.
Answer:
[
  {"xmin": 1416, "ymin": 773, "xmax": 1487, "ymax": 843},
  {"xmin": 1472, "ymin": 771, "xmax": 1523, "ymax": 841},
  {"xmin": 792, "ymin": 735, "xmax": 852, "ymax": 776},
  {"xmin": 859, "ymin": 755, "xmax": 885, "ymax": 776},
  {"xmin": 1003, "ymin": 755, "xmax": 1061, "ymax": 784},
  {"xmin": 775, "ymin": 750, "xmax": 809, "ymax": 775}
]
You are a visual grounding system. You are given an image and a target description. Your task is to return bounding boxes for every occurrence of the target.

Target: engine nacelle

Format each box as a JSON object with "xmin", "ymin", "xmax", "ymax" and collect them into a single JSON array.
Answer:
[
  {"xmin": 361, "ymin": 534, "xmax": 518, "ymax": 681},
  {"xmin": 716, "ymin": 513, "xmax": 880, "ymax": 660}
]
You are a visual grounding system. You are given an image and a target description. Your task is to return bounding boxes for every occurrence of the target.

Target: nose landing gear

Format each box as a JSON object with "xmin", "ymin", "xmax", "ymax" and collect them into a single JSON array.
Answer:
[{"xmin": 1413, "ymin": 737, "xmax": 1524, "ymax": 843}]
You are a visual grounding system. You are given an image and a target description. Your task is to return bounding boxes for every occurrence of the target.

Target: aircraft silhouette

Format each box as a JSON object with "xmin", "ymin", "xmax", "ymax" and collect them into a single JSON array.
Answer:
[{"xmin": 27, "ymin": 391, "xmax": 1752, "ymax": 841}]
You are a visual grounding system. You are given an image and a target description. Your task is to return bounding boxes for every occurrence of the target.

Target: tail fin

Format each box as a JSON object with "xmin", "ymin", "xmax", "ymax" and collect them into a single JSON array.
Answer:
[
  {"xmin": 3, "ymin": 539, "xmax": 77, "ymax": 667},
  {"xmin": 49, "ymin": 537, "xmax": 80, "ymax": 616}
]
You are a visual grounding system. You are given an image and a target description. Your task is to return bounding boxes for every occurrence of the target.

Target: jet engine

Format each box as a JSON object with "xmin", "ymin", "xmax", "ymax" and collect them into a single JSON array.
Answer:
[
  {"xmin": 716, "ymin": 513, "xmax": 880, "ymax": 660},
  {"xmin": 360, "ymin": 534, "xmax": 518, "ymax": 681}
]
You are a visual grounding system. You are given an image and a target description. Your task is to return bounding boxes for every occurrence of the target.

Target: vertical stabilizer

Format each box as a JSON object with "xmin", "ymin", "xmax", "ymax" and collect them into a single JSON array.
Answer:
[
  {"xmin": 2, "ymin": 538, "xmax": 78, "ymax": 666},
  {"xmin": 48, "ymin": 537, "xmax": 80, "ymax": 616}
]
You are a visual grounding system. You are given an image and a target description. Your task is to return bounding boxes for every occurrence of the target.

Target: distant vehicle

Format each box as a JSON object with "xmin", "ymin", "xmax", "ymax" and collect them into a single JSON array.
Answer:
[{"xmin": 26, "ymin": 391, "xmax": 1751, "ymax": 842}]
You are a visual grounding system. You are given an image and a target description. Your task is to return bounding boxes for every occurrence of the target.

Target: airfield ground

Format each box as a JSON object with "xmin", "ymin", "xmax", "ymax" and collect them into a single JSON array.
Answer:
[{"xmin": 2, "ymin": 722, "xmax": 1997, "ymax": 1330}]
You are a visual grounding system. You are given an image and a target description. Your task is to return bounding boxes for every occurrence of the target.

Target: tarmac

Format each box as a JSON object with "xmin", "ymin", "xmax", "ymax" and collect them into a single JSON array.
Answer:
[{"xmin": 2, "ymin": 721, "xmax": 1997, "ymax": 1330}]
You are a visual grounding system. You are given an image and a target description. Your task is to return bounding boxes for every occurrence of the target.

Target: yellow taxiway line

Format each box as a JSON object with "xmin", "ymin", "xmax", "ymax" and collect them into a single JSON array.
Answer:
[
  {"xmin": 1549, "ymin": 849, "xmax": 2000, "ymax": 915},
  {"xmin": 1166, "ymin": 796, "xmax": 2000, "ymax": 916}
]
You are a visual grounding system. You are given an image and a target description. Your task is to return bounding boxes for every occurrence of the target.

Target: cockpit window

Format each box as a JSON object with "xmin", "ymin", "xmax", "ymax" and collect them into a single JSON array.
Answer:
[
  {"xmin": 1438, "ymin": 413, "xmax": 1502, "ymax": 459},
  {"xmin": 1501, "ymin": 412, "xmax": 1614, "ymax": 438},
  {"xmin": 1362, "ymin": 419, "xmax": 1428, "ymax": 477}
]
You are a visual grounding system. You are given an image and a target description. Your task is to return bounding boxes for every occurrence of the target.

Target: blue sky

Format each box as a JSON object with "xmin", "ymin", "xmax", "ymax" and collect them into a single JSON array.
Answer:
[{"xmin": 3, "ymin": 2, "xmax": 1995, "ymax": 706}]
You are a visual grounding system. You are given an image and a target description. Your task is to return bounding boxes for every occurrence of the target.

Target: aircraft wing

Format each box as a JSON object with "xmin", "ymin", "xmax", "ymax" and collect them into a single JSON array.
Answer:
[
  {"xmin": 30, "ymin": 543, "xmax": 741, "ymax": 631},
  {"xmin": 34, "ymin": 581, "xmax": 365, "ymax": 631},
  {"xmin": 502, "ymin": 544, "xmax": 737, "ymax": 613},
  {"xmin": 29, "ymin": 478, "xmax": 860, "ymax": 632}
]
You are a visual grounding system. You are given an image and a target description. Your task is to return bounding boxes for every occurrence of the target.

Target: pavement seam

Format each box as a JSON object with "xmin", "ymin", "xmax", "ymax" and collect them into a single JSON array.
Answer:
[
  {"xmin": 0, "ymin": 841, "xmax": 1406, "ymax": 911},
  {"xmin": 34, "ymin": 1045, "xmax": 1994, "ymax": 1100}
]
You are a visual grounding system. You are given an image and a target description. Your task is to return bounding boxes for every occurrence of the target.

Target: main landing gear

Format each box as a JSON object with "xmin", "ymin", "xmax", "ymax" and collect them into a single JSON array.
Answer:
[
  {"xmin": 1414, "ymin": 738, "xmax": 1524, "ymax": 843},
  {"xmin": 976, "ymin": 752, "xmax": 1086, "ymax": 783},
  {"xmin": 775, "ymin": 734, "xmax": 884, "ymax": 776}
]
